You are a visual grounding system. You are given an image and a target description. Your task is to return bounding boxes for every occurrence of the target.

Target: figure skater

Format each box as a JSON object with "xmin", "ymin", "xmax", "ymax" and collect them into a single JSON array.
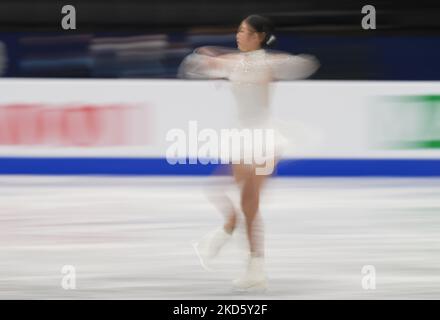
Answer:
[{"xmin": 178, "ymin": 14, "xmax": 319, "ymax": 291}]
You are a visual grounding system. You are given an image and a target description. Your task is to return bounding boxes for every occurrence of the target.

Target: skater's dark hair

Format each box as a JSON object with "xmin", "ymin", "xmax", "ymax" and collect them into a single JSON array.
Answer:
[{"xmin": 243, "ymin": 14, "xmax": 277, "ymax": 49}]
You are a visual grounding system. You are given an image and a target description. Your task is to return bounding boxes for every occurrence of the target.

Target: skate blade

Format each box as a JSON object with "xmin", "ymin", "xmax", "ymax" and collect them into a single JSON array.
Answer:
[
  {"xmin": 191, "ymin": 240, "xmax": 214, "ymax": 271},
  {"xmin": 232, "ymin": 281, "xmax": 268, "ymax": 293}
]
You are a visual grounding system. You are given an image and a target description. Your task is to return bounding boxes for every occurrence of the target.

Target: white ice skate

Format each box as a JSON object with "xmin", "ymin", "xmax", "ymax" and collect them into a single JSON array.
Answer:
[
  {"xmin": 232, "ymin": 256, "xmax": 267, "ymax": 292},
  {"xmin": 192, "ymin": 226, "xmax": 232, "ymax": 271}
]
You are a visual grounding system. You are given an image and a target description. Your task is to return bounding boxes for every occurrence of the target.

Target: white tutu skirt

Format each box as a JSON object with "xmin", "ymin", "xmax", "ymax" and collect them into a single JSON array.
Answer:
[
  {"xmin": 215, "ymin": 116, "xmax": 322, "ymax": 165},
  {"xmin": 216, "ymin": 117, "xmax": 289, "ymax": 165}
]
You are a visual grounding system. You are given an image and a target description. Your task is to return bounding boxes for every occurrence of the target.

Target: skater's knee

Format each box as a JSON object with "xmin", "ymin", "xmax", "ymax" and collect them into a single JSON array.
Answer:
[
  {"xmin": 224, "ymin": 210, "xmax": 238, "ymax": 231},
  {"xmin": 239, "ymin": 176, "xmax": 261, "ymax": 219},
  {"xmin": 241, "ymin": 194, "xmax": 259, "ymax": 218}
]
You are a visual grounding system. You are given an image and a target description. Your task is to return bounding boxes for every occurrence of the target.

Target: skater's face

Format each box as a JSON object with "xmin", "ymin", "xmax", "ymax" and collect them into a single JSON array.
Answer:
[{"xmin": 236, "ymin": 21, "xmax": 266, "ymax": 52}]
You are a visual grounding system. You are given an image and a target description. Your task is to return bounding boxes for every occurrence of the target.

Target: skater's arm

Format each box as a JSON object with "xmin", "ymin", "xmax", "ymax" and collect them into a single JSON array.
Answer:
[
  {"xmin": 268, "ymin": 53, "xmax": 320, "ymax": 80},
  {"xmin": 178, "ymin": 47, "xmax": 238, "ymax": 80}
]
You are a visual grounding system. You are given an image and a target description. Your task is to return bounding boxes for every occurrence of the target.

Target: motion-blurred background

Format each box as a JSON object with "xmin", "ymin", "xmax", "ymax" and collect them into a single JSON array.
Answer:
[{"xmin": 0, "ymin": 0, "xmax": 439, "ymax": 80}]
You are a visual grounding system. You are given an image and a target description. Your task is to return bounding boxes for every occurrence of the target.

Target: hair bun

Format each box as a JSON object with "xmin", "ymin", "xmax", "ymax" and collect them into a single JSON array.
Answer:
[{"xmin": 266, "ymin": 34, "xmax": 276, "ymax": 46}]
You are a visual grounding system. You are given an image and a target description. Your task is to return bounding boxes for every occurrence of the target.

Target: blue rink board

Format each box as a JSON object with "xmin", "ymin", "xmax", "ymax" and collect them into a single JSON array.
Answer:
[{"xmin": 0, "ymin": 157, "xmax": 440, "ymax": 176}]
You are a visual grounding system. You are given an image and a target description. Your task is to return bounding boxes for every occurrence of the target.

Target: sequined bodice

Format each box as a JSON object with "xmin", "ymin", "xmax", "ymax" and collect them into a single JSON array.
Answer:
[
  {"xmin": 228, "ymin": 49, "xmax": 272, "ymax": 127},
  {"xmin": 178, "ymin": 47, "xmax": 319, "ymax": 127}
]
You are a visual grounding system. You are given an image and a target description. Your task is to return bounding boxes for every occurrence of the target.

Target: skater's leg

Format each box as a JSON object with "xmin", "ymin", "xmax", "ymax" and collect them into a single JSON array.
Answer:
[
  {"xmin": 206, "ymin": 164, "xmax": 246, "ymax": 234},
  {"xmin": 193, "ymin": 165, "xmax": 241, "ymax": 267},
  {"xmin": 230, "ymin": 162, "xmax": 273, "ymax": 291},
  {"xmin": 238, "ymin": 166, "xmax": 267, "ymax": 257}
]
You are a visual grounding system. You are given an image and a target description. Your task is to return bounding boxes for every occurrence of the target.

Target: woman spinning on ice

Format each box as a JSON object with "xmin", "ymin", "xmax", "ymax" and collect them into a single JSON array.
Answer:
[{"xmin": 178, "ymin": 14, "xmax": 319, "ymax": 291}]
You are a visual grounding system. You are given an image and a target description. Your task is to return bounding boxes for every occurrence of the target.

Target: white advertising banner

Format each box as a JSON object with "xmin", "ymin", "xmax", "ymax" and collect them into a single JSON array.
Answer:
[{"xmin": 0, "ymin": 79, "xmax": 440, "ymax": 159}]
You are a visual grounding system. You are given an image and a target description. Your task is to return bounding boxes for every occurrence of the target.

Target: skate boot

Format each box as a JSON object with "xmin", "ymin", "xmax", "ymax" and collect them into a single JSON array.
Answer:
[
  {"xmin": 192, "ymin": 226, "xmax": 232, "ymax": 270},
  {"xmin": 232, "ymin": 255, "xmax": 267, "ymax": 292}
]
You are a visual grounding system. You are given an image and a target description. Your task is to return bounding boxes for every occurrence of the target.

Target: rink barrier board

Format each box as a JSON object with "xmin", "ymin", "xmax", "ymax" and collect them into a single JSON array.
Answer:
[
  {"xmin": 1, "ymin": 157, "xmax": 440, "ymax": 176},
  {"xmin": 1, "ymin": 79, "xmax": 440, "ymax": 177}
]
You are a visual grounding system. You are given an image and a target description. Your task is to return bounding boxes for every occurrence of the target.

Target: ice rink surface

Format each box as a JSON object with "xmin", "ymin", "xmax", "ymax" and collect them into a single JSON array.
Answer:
[{"xmin": 0, "ymin": 175, "xmax": 439, "ymax": 299}]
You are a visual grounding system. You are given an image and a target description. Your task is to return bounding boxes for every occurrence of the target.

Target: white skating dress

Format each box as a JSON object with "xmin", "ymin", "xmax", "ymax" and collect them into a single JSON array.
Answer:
[{"xmin": 178, "ymin": 47, "xmax": 319, "ymax": 168}]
